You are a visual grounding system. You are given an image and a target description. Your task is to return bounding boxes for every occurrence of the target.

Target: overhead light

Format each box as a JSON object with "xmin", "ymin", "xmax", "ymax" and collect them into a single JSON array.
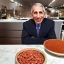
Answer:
[
  {"xmin": 15, "ymin": 2, "xmax": 17, "ymax": 4},
  {"xmin": 18, "ymin": 3, "xmax": 23, "ymax": 6},
  {"xmin": 45, "ymin": 7, "xmax": 47, "ymax": 9},
  {"xmin": 14, "ymin": 1, "xmax": 23, "ymax": 6},
  {"xmin": 10, "ymin": 0, "xmax": 14, "ymax": 2},
  {"xmin": 20, "ymin": 4, "xmax": 23, "ymax": 6},
  {"xmin": 51, "ymin": 9, "xmax": 55, "ymax": 13},
  {"xmin": 63, "ymin": 4, "xmax": 64, "ymax": 6},
  {"xmin": 49, "ymin": 0, "xmax": 55, "ymax": 6}
]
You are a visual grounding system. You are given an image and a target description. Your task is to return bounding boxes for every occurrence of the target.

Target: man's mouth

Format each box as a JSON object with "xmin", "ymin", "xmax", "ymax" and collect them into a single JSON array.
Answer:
[{"xmin": 37, "ymin": 19, "xmax": 41, "ymax": 22}]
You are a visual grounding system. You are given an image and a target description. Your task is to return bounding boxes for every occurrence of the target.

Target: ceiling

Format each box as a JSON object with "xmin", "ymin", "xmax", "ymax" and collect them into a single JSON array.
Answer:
[{"xmin": 14, "ymin": 0, "xmax": 64, "ymax": 7}]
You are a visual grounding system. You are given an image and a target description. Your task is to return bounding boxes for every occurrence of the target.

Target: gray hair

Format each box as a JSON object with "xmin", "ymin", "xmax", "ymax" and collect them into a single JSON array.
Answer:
[{"xmin": 31, "ymin": 3, "xmax": 46, "ymax": 13}]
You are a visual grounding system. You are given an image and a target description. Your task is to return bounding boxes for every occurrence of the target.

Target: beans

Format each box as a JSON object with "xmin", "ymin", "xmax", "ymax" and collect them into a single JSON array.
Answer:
[{"xmin": 16, "ymin": 49, "xmax": 45, "ymax": 64}]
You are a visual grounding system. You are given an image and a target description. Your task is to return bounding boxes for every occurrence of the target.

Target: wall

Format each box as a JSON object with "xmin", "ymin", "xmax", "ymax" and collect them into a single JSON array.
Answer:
[
  {"xmin": 22, "ymin": 6, "xmax": 31, "ymax": 17},
  {"xmin": 0, "ymin": 0, "xmax": 32, "ymax": 17},
  {"xmin": 9, "ymin": 3, "xmax": 31, "ymax": 17},
  {"xmin": 0, "ymin": 0, "xmax": 10, "ymax": 9}
]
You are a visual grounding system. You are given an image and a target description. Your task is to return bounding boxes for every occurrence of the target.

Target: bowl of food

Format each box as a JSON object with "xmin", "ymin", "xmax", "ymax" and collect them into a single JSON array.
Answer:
[
  {"xmin": 15, "ymin": 48, "xmax": 46, "ymax": 64},
  {"xmin": 44, "ymin": 39, "xmax": 64, "ymax": 56}
]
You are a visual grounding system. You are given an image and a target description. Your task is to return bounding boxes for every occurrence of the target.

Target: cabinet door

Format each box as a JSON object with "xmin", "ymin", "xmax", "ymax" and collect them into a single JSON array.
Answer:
[{"xmin": 0, "ymin": 22, "xmax": 23, "ymax": 44}]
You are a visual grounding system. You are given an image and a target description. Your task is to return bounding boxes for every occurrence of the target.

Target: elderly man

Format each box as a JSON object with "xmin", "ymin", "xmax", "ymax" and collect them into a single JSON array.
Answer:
[{"xmin": 22, "ymin": 3, "xmax": 56, "ymax": 44}]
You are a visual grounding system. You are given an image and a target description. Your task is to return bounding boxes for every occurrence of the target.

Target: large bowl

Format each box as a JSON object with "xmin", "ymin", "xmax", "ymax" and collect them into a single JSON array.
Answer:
[{"xmin": 15, "ymin": 48, "xmax": 46, "ymax": 64}]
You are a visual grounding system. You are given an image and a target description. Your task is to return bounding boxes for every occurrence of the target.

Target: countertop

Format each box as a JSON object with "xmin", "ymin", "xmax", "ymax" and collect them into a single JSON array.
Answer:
[
  {"xmin": 0, "ymin": 45, "xmax": 64, "ymax": 64},
  {"xmin": 0, "ymin": 18, "xmax": 64, "ymax": 22},
  {"xmin": 0, "ymin": 18, "xmax": 30, "ymax": 22}
]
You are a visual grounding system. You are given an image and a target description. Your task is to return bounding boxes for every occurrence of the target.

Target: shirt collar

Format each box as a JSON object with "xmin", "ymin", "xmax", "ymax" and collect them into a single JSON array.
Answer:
[{"xmin": 36, "ymin": 24, "xmax": 41, "ymax": 27}]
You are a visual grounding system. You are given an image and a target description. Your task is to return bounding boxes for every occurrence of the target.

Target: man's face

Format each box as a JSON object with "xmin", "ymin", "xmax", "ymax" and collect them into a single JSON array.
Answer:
[{"xmin": 31, "ymin": 6, "xmax": 45, "ymax": 24}]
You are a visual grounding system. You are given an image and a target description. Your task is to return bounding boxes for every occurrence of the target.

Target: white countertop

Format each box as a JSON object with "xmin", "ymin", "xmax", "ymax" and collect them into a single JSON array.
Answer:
[
  {"xmin": 0, "ymin": 17, "xmax": 31, "ymax": 22},
  {"xmin": 54, "ymin": 19, "xmax": 64, "ymax": 22},
  {"xmin": 0, "ymin": 45, "xmax": 64, "ymax": 64},
  {"xmin": 0, "ymin": 18, "xmax": 64, "ymax": 22},
  {"xmin": 0, "ymin": 19, "xmax": 27, "ymax": 22}
]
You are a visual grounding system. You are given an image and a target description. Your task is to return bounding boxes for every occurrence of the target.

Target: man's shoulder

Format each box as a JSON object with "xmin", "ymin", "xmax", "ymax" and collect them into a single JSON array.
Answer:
[
  {"xmin": 44, "ymin": 18, "xmax": 54, "ymax": 24},
  {"xmin": 44, "ymin": 18, "xmax": 54, "ymax": 22},
  {"xmin": 24, "ymin": 19, "xmax": 33, "ymax": 24},
  {"xmin": 23, "ymin": 19, "xmax": 34, "ymax": 27}
]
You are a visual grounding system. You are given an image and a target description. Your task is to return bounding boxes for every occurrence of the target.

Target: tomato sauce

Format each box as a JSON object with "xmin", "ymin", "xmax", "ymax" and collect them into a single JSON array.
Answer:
[{"xmin": 44, "ymin": 39, "xmax": 64, "ymax": 53}]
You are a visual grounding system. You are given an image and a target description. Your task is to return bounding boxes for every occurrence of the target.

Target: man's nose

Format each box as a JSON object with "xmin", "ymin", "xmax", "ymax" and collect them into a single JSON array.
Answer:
[{"xmin": 37, "ymin": 13, "xmax": 40, "ymax": 18}]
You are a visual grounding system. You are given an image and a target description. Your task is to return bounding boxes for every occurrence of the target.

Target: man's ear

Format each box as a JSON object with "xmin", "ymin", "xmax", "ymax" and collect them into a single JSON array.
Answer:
[
  {"xmin": 30, "ymin": 13, "xmax": 33, "ymax": 18},
  {"xmin": 44, "ymin": 13, "xmax": 46, "ymax": 18}
]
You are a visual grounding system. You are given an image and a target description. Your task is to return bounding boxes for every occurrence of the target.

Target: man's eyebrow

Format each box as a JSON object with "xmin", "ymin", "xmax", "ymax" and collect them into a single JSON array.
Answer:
[
  {"xmin": 39, "ymin": 11, "xmax": 43, "ymax": 12},
  {"xmin": 33, "ymin": 11, "xmax": 38, "ymax": 13},
  {"xmin": 34, "ymin": 11, "xmax": 43, "ymax": 13}
]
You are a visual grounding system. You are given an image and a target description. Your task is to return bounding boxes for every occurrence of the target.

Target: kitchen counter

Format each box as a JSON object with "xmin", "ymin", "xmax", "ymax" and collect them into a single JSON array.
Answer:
[
  {"xmin": 0, "ymin": 18, "xmax": 30, "ymax": 22},
  {"xmin": 0, "ymin": 18, "xmax": 64, "ymax": 22},
  {"xmin": 0, "ymin": 19, "xmax": 26, "ymax": 22},
  {"xmin": 0, "ymin": 45, "xmax": 64, "ymax": 64}
]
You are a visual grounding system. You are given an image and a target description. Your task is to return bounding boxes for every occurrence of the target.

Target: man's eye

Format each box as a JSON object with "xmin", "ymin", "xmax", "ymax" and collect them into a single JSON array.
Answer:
[
  {"xmin": 39, "ymin": 12, "xmax": 43, "ymax": 14},
  {"xmin": 34, "ymin": 12, "xmax": 37, "ymax": 14}
]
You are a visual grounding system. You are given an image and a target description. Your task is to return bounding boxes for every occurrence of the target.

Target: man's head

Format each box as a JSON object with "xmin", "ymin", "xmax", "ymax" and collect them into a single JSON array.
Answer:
[{"xmin": 31, "ymin": 3, "xmax": 46, "ymax": 24}]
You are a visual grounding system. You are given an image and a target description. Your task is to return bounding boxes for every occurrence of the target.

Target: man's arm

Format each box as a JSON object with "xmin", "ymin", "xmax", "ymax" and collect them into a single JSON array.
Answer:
[
  {"xmin": 41, "ymin": 21, "xmax": 56, "ymax": 42},
  {"xmin": 47, "ymin": 21, "xmax": 56, "ymax": 39}
]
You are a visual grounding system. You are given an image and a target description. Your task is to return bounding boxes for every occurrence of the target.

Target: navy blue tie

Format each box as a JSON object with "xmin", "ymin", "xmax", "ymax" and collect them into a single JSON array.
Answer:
[{"xmin": 36, "ymin": 24, "xmax": 40, "ymax": 37}]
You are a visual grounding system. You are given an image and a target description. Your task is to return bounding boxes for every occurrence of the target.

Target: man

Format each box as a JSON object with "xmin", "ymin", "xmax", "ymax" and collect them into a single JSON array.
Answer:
[{"xmin": 22, "ymin": 3, "xmax": 56, "ymax": 44}]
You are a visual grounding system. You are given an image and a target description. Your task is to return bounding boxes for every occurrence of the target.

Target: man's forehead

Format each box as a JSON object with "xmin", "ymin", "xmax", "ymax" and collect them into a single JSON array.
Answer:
[{"xmin": 33, "ymin": 6, "xmax": 43, "ymax": 12}]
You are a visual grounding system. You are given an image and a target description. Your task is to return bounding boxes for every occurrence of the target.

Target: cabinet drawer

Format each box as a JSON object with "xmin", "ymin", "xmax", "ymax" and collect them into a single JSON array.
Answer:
[
  {"xmin": 0, "ymin": 38, "xmax": 21, "ymax": 44},
  {"xmin": 0, "ymin": 30, "xmax": 22, "ymax": 37},
  {"xmin": 0, "ymin": 22, "xmax": 23, "ymax": 30}
]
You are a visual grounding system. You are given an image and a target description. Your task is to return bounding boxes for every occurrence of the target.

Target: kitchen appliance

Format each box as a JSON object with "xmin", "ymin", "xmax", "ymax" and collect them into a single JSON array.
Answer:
[{"xmin": 0, "ymin": 5, "xmax": 7, "ymax": 19}]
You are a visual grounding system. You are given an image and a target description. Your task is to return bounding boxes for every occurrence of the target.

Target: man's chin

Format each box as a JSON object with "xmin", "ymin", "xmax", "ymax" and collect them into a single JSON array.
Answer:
[{"xmin": 36, "ymin": 22, "xmax": 41, "ymax": 24}]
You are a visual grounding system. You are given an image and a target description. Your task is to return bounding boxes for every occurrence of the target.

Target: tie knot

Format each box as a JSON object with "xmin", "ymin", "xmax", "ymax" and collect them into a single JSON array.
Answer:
[{"xmin": 36, "ymin": 24, "xmax": 40, "ymax": 27}]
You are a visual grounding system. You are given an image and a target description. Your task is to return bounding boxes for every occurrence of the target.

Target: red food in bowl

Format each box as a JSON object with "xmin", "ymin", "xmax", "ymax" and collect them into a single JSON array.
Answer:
[
  {"xmin": 16, "ymin": 48, "xmax": 46, "ymax": 64},
  {"xmin": 44, "ymin": 39, "xmax": 64, "ymax": 53}
]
